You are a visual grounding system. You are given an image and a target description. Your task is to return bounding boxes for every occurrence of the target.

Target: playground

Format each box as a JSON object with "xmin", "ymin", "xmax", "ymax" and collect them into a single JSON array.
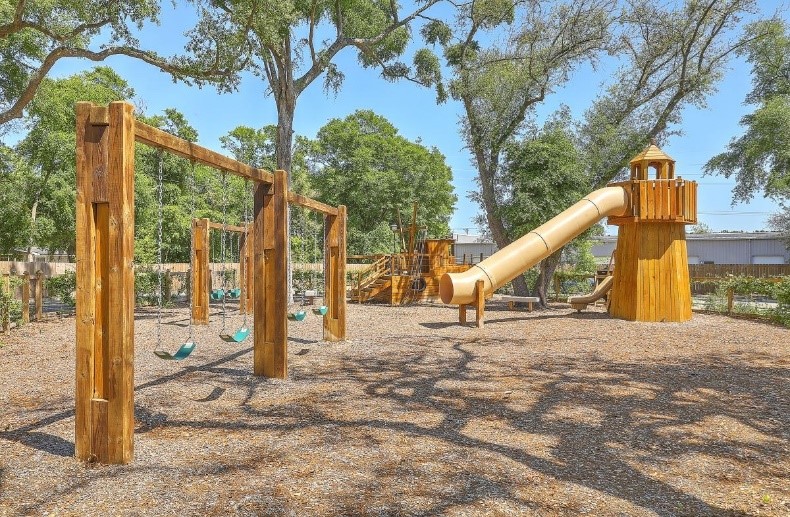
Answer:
[{"xmin": 1, "ymin": 301, "xmax": 788, "ymax": 516}]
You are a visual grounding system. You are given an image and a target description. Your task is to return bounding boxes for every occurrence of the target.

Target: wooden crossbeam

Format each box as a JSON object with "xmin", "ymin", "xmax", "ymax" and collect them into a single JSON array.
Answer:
[
  {"xmin": 287, "ymin": 192, "xmax": 339, "ymax": 216},
  {"xmin": 206, "ymin": 221, "xmax": 249, "ymax": 233},
  {"xmin": 134, "ymin": 121, "xmax": 274, "ymax": 185}
]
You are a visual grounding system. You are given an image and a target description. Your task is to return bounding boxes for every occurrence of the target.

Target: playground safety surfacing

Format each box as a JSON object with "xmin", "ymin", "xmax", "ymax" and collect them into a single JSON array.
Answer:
[{"xmin": 0, "ymin": 302, "xmax": 787, "ymax": 515}]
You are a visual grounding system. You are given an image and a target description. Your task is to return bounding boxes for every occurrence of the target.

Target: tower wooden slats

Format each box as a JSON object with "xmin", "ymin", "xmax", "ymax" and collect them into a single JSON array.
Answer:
[{"xmin": 607, "ymin": 144, "xmax": 696, "ymax": 323}]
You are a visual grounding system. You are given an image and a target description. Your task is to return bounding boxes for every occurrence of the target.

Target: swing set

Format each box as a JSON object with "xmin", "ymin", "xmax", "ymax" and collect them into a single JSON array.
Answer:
[
  {"xmin": 288, "ymin": 206, "xmax": 329, "ymax": 321},
  {"xmin": 75, "ymin": 101, "xmax": 346, "ymax": 464}
]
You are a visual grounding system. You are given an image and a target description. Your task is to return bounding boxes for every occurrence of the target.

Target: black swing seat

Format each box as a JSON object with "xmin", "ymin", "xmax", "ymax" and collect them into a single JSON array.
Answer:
[
  {"xmin": 153, "ymin": 342, "xmax": 196, "ymax": 361},
  {"xmin": 220, "ymin": 326, "xmax": 250, "ymax": 343}
]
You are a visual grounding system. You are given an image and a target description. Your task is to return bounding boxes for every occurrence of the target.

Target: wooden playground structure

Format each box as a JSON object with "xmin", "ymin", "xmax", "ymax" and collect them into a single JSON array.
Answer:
[
  {"xmin": 75, "ymin": 101, "xmax": 346, "ymax": 464},
  {"xmin": 440, "ymin": 143, "xmax": 698, "ymax": 326},
  {"xmin": 605, "ymin": 144, "xmax": 697, "ymax": 321},
  {"xmin": 191, "ymin": 218, "xmax": 254, "ymax": 322},
  {"xmin": 351, "ymin": 206, "xmax": 470, "ymax": 305}
]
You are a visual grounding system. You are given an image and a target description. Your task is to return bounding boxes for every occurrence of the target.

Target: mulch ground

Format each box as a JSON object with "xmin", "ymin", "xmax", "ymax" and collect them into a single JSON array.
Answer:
[{"xmin": 1, "ymin": 301, "xmax": 788, "ymax": 516}]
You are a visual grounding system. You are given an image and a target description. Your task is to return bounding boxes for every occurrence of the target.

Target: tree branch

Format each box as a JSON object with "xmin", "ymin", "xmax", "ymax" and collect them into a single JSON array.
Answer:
[{"xmin": 0, "ymin": 45, "xmax": 238, "ymax": 125}]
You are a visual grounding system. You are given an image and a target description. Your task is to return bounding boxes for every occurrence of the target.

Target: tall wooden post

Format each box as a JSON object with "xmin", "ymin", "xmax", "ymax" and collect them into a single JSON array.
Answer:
[
  {"xmin": 21, "ymin": 272, "xmax": 30, "ymax": 324},
  {"xmin": 1, "ymin": 274, "xmax": 9, "ymax": 335},
  {"xmin": 324, "ymin": 206, "xmax": 347, "ymax": 341},
  {"xmin": 75, "ymin": 101, "xmax": 136, "ymax": 464},
  {"xmin": 254, "ymin": 170, "xmax": 288, "ymax": 378},
  {"xmin": 474, "ymin": 279, "xmax": 485, "ymax": 328},
  {"xmin": 34, "ymin": 271, "xmax": 43, "ymax": 321},
  {"xmin": 192, "ymin": 218, "xmax": 210, "ymax": 324}
]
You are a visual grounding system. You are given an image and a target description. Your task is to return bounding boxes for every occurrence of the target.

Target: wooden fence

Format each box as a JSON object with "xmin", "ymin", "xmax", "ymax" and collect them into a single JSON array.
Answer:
[{"xmin": 688, "ymin": 264, "xmax": 790, "ymax": 278}]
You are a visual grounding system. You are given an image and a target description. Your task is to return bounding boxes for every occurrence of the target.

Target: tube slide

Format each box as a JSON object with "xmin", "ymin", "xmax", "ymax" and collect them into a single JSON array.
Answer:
[
  {"xmin": 440, "ymin": 186, "xmax": 630, "ymax": 305},
  {"xmin": 568, "ymin": 275, "xmax": 614, "ymax": 311}
]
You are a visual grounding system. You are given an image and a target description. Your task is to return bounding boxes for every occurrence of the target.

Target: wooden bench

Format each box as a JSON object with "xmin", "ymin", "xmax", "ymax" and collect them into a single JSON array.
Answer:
[
  {"xmin": 494, "ymin": 295, "xmax": 540, "ymax": 312},
  {"xmin": 302, "ymin": 289, "xmax": 322, "ymax": 305}
]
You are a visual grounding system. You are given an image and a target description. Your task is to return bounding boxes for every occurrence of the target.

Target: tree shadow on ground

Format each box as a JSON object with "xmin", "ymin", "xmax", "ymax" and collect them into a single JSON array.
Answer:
[
  {"xmin": 147, "ymin": 337, "xmax": 785, "ymax": 515},
  {"xmin": 4, "ymin": 332, "xmax": 786, "ymax": 515}
]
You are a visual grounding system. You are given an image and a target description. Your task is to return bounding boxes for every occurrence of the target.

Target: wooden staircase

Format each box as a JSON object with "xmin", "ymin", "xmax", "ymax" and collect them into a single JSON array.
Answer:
[{"xmin": 349, "ymin": 255, "xmax": 392, "ymax": 303}]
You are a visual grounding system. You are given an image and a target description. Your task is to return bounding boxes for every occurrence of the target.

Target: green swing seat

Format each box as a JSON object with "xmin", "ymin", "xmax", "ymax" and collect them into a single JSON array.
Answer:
[
  {"xmin": 220, "ymin": 326, "xmax": 250, "ymax": 343},
  {"xmin": 210, "ymin": 288, "xmax": 225, "ymax": 301},
  {"xmin": 226, "ymin": 288, "xmax": 242, "ymax": 299},
  {"xmin": 153, "ymin": 341, "xmax": 196, "ymax": 361},
  {"xmin": 287, "ymin": 310, "xmax": 308, "ymax": 322},
  {"xmin": 312, "ymin": 306, "xmax": 328, "ymax": 316}
]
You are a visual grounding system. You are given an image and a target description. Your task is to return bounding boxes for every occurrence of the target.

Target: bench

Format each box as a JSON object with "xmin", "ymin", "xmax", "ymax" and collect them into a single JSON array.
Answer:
[{"xmin": 493, "ymin": 295, "xmax": 540, "ymax": 312}]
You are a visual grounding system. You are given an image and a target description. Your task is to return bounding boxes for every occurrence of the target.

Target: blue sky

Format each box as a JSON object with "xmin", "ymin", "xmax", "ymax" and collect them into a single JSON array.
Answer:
[{"xmin": 43, "ymin": 0, "xmax": 789, "ymax": 236}]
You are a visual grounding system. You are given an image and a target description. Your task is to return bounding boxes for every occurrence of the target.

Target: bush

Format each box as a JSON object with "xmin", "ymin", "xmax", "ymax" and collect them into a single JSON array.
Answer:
[
  {"xmin": 1, "ymin": 276, "xmax": 23, "ymax": 327},
  {"xmin": 772, "ymin": 277, "xmax": 790, "ymax": 325},
  {"xmin": 710, "ymin": 275, "xmax": 790, "ymax": 326},
  {"xmin": 47, "ymin": 271, "xmax": 76, "ymax": 307},
  {"xmin": 135, "ymin": 267, "xmax": 159, "ymax": 306}
]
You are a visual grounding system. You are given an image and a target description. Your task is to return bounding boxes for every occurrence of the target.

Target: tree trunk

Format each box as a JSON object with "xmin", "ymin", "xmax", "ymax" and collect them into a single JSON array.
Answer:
[
  {"xmin": 275, "ymin": 100, "xmax": 294, "ymax": 173},
  {"xmin": 27, "ymin": 198, "xmax": 39, "ymax": 261},
  {"xmin": 478, "ymin": 155, "xmax": 534, "ymax": 297},
  {"xmin": 532, "ymin": 248, "xmax": 563, "ymax": 308}
]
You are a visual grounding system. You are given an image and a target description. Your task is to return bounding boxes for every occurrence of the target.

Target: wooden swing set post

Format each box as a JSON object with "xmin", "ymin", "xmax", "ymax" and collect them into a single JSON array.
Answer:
[
  {"xmin": 254, "ymin": 170, "xmax": 288, "ymax": 378},
  {"xmin": 191, "ymin": 217, "xmax": 210, "ymax": 324},
  {"xmin": 324, "ymin": 205, "xmax": 347, "ymax": 341},
  {"xmin": 35, "ymin": 270, "xmax": 43, "ymax": 321},
  {"xmin": 75, "ymin": 101, "xmax": 136, "ymax": 465}
]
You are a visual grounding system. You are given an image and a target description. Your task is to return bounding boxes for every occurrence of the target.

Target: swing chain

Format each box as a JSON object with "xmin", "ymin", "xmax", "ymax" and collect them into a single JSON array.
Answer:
[
  {"xmin": 241, "ymin": 180, "xmax": 251, "ymax": 326},
  {"xmin": 220, "ymin": 172, "xmax": 228, "ymax": 333},
  {"xmin": 187, "ymin": 160, "xmax": 196, "ymax": 342},
  {"xmin": 156, "ymin": 150, "xmax": 164, "ymax": 351}
]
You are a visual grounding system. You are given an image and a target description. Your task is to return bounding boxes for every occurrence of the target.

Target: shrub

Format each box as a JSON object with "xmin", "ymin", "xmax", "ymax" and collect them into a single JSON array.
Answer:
[
  {"xmin": 0, "ymin": 276, "xmax": 23, "ymax": 328},
  {"xmin": 47, "ymin": 271, "xmax": 76, "ymax": 307}
]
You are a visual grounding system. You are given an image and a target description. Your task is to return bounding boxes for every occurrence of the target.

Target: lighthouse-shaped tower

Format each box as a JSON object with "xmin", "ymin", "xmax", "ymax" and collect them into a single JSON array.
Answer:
[{"xmin": 607, "ymin": 144, "xmax": 697, "ymax": 322}]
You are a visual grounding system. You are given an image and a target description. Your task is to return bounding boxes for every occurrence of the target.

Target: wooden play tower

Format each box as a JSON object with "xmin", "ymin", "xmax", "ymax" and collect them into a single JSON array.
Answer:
[{"xmin": 607, "ymin": 143, "xmax": 697, "ymax": 322}]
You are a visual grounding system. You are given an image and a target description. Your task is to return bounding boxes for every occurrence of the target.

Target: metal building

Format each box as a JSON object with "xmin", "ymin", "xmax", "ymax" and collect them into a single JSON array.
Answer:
[
  {"xmin": 591, "ymin": 232, "xmax": 790, "ymax": 265},
  {"xmin": 452, "ymin": 234, "xmax": 498, "ymax": 264}
]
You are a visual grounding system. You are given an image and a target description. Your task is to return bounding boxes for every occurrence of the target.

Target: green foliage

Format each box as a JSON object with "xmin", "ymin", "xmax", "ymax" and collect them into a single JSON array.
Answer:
[
  {"xmin": 134, "ymin": 267, "xmax": 159, "ymax": 306},
  {"xmin": 348, "ymin": 222, "xmax": 399, "ymax": 256},
  {"xmin": 774, "ymin": 277, "xmax": 790, "ymax": 325},
  {"xmin": 582, "ymin": 0, "xmax": 755, "ymax": 187},
  {"xmin": 0, "ymin": 276, "xmax": 23, "ymax": 328},
  {"xmin": 0, "ymin": 146, "xmax": 33, "ymax": 253},
  {"xmin": 12, "ymin": 67, "xmax": 134, "ymax": 256},
  {"xmin": 497, "ymin": 111, "xmax": 591, "ymax": 240},
  {"xmin": 46, "ymin": 271, "xmax": 77, "ymax": 307},
  {"xmin": 0, "ymin": 0, "xmax": 160, "ymax": 125},
  {"xmin": 704, "ymin": 18, "xmax": 789, "ymax": 214},
  {"xmin": 768, "ymin": 206, "xmax": 790, "ymax": 243},
  {"xmin": 690, "ymin": 222, "xmax": 713, "ymax": 234},
  {"xmin": 703, "ymin": 275, "xmax": 790, "ymax": 326},
  {"xmin": 565, "ymin": 237, "xmax": 599, "ymax": 275},
  {"xmin": 293, "ymin": 269, "xmax": 324, "ymax": 294},
  {"xmin": 309, "ymin": 110, "xmax": 456, "ymax": 253},
  {"xmin": 179, "ymin": 0, "xmax": 446, "ymax": 173}
]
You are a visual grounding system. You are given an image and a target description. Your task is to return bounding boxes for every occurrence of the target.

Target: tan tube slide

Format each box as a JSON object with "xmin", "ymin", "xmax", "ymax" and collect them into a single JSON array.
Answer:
[
  {"xmin": 440, "ymin": 186, "xmax": 630, "ymax": 305},
  {"xmin": 568, "ymin": 275, "xmax": 614, "ymax": 311}
]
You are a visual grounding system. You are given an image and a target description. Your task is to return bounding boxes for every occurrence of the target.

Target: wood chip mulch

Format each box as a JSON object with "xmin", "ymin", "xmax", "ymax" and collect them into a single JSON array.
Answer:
[{"xmin": 1, "ymin": 301, "xmax": 788, "ymax": 516}]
